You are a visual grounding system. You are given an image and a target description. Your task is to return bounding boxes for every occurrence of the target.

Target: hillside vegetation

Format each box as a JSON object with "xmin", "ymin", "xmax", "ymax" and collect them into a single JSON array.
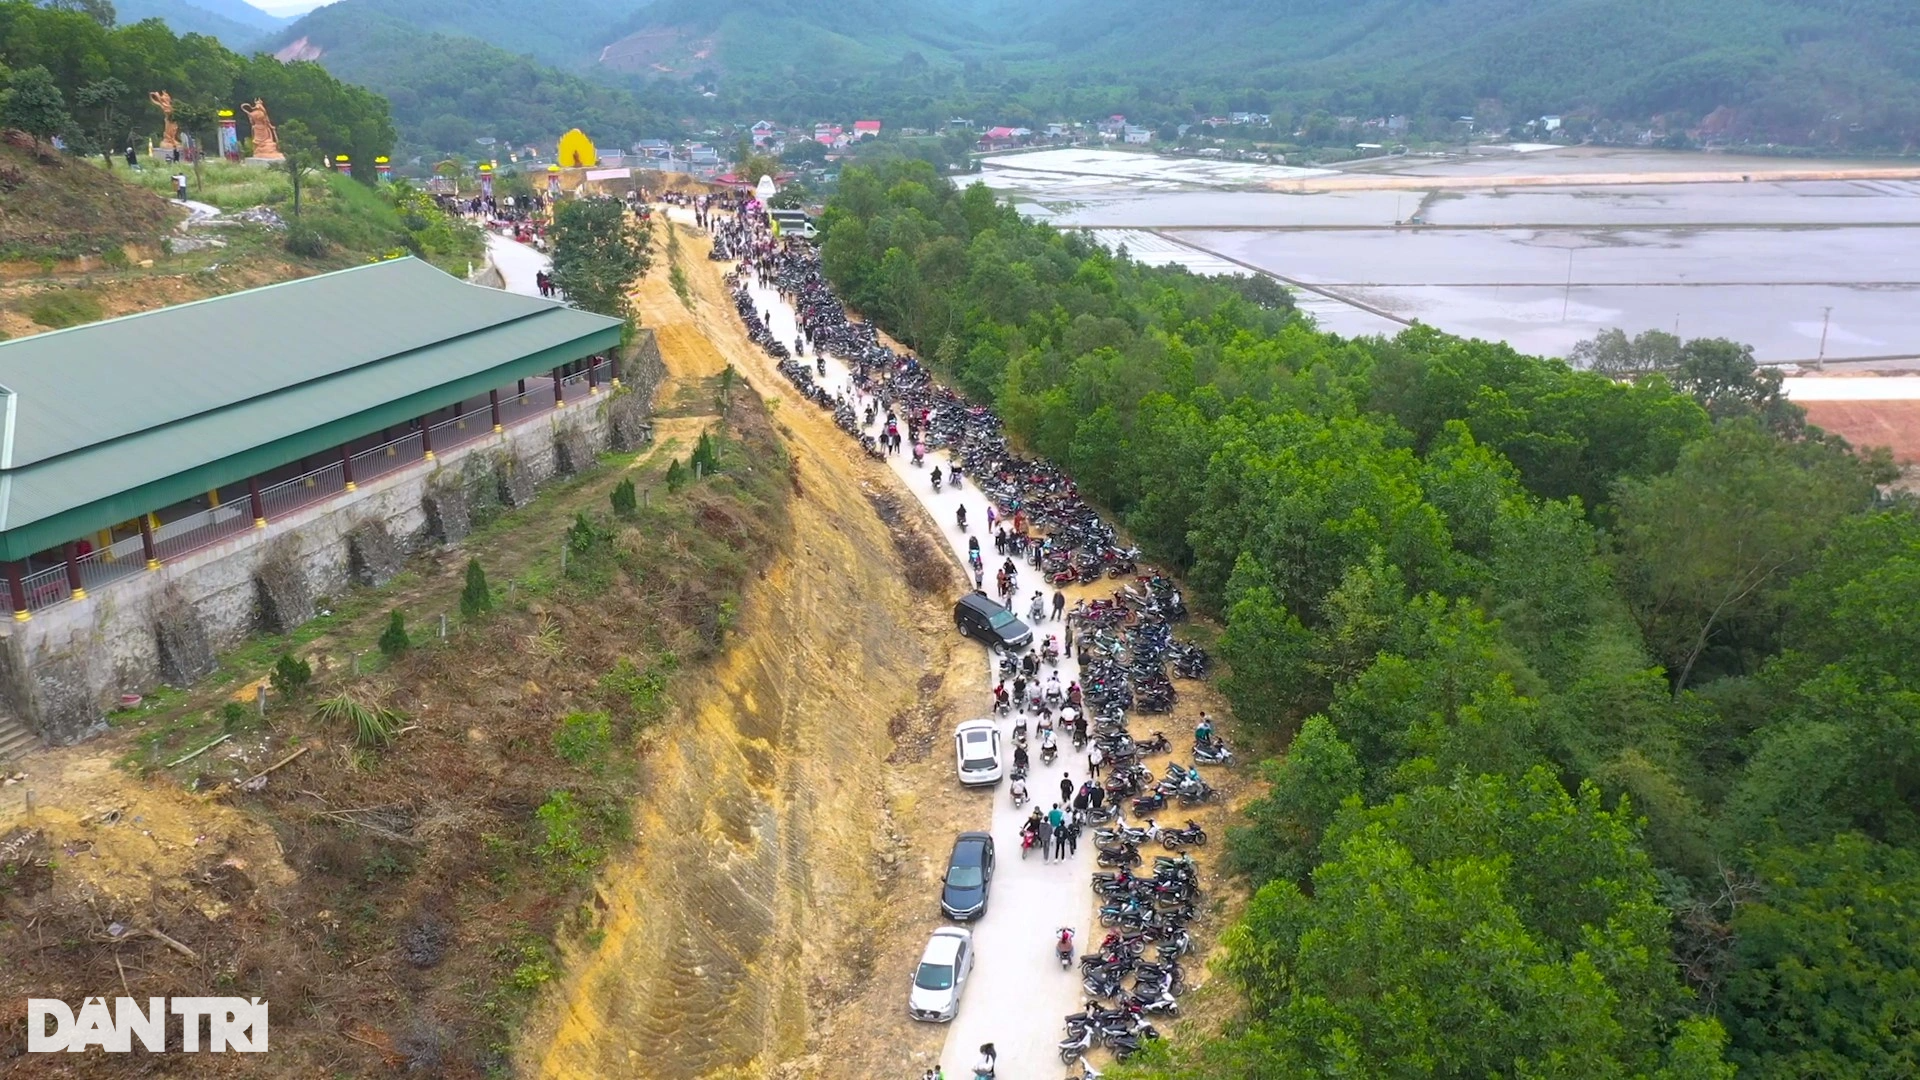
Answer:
[
  {"xmin": 115, "ymin": 0, "xmax": 288, "ymax": 48},
  {"xmin": 0, "ymin": 0, "xmax": 395, "ymax": 169},
  {"xmin": 267, "ymin": 3, "xmax": 666, "ymax": 151},
  {"xmin": 0, "ymin": 141, "xmax": 175, "ymax": 261},
  {"xmin": 821, "ymin": 159, "xmax": 1920, "ymax": 1079}
]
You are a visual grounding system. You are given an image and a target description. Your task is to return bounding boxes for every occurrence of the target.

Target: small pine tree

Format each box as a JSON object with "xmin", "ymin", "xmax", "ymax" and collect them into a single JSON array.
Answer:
[
  {"xmin": 691, "ymin": 431, "xmax": 718, "ymax": 475},
  {"xmin": 460, "ymin": 558, "xmax": 492, "ymax": 619},
  {"xmin": 270, "ymin": 652, "xmax": 313, "ymax": 701},
  {"xmin": 610, "ymin": 477, "xmax": 637, "ymax": 518},
  {"xmin": 378, "ymin": 610, "xmax": 410, "ymax": 657},
  {"xmin": 665, "ymin": 458, "xmax": 687, "ymax": 493}
]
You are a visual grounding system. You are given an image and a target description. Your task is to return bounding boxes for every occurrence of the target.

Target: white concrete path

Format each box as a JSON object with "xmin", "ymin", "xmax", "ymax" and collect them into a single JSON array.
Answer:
[
  {"xmin": 485, "ymin": 231, "xmax": 550, "ymax": 297},
  {"xmin": 741, "ymin": 275, "xmax": 1097, "ymax": 1079}
]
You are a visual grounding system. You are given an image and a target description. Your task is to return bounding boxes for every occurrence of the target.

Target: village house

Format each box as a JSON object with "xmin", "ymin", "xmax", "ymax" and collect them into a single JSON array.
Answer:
[
  {"xmin": 1123, "ymin": 125, "xmax": 1152, "ymax": 145},
  {"xmin": 853, "ymin": 120, "xmax": 883, "ymax": 140}
]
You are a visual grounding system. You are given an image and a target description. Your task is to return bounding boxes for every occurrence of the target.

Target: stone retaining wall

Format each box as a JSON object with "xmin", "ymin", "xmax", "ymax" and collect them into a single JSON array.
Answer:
[{"xmin": 0, "ymin": 384, "xmax": 646, "ymax": 746}]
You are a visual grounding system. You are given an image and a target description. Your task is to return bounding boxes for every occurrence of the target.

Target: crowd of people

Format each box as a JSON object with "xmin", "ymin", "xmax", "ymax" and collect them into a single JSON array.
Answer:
[{"xmin": 699, "ymin": 200, "xmax": 1218, "ymax": 1077}]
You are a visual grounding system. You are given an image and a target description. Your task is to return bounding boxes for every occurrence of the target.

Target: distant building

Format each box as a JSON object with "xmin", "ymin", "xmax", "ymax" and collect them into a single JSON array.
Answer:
[
  {"xmin": 634, "ymin": 139, "xmax": 671, "ymax": 159},
  {"xmin": 1541, "ymin": 115, "xmax": 1563, "ymax": 132},
  {"xmin": 750, "ymin": 120, "xmax": 778, "ymax": 146},
  {"xmin": 1123, "ymin": 126, "xmax": 1152, "ymax": 145},
  {"xmin": 980, "ymin": 126, "xmax": 1033, "ymax": 149},
  {"xmin": 853, "ymin": 120, "xmax": 882, "ymax": 139}
]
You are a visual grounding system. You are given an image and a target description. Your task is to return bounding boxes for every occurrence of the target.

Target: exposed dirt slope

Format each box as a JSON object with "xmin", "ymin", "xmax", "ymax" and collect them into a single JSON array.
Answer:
[{"xmin": 523, "ymin": 212, "xmax": 971, "ymax": 1079}]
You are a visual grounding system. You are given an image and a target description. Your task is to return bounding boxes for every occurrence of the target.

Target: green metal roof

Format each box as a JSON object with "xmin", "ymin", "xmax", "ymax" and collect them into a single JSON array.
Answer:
[{"xmin": 0, "ymin": 258, "xmax": 623, "ymax": 560}]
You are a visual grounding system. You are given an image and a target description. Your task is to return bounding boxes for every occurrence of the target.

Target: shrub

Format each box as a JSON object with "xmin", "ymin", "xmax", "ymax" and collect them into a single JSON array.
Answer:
[
  {"xmin": 460, "ymin": 558, "xmax": 492, "ymax": 620},
  {"xmin": 533, "ymin": 791, "xmax": 601, "ymax": 877},
  {"xmin": 609, "ymin": 477, "xmax": 637, "ymax": 519},
  {"xmin": 284, "ymin": 224, "xmax": 328, "ymax": 258},
  {"xmin": 565, "ymin": 511, "xmax": 607, "ymax": 555},
  {"xmin": 316, "ymin": 690, "xmax": 402, "ymax": 747},
  {"xmin": 100, "ymin": 245, "xmax": 130, "ymax": 269},
  {"xmin": 220, "ymin": 700, "xmax": 254, "ymax": 733},
  {"xmin": 665, "ymin": 458, "xmax": 687, "ymax": 493},
  {"xmin": 552, "ymin": 710, "xmax": 612, "ymax": 767},
  {"xmin": 27, "ymin": 290, "xmax": 104, "ymax": 328},
  {"xmin": 378, "ymin": 609, "xmax": 410, "ymax": 657},
  {"xmin": 270, "ymin": 652, "xmax": 313, "ymax": 700},
  {"xmin": 600, "ymin": 654, "xmax": 676, "ymax": 722}
]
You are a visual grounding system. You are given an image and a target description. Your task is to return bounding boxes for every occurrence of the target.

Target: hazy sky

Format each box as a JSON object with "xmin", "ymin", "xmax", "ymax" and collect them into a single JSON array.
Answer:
[{"xmin": 250, "ymin": 0, "xmax": 335, "ymax": 15}]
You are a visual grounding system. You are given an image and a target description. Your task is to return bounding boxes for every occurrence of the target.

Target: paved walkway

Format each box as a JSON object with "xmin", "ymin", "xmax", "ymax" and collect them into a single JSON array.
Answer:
[
  {"xmin": 742, "ymin": 277, "xmax": 1097, "ymax": 1078},
  {"xmin": 485, "ymin": 232, "xmax": 550, "ymax": 297}
]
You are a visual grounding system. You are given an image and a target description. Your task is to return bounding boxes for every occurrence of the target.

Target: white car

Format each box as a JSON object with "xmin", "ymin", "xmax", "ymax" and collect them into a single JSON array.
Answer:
[
  {"xmin": 907, "ymin": 926, "xmax": 974, "ymax": 1022},
  {"xmin": 954, "ymin": 719, "xmax": 1003, "ymax": 786}
]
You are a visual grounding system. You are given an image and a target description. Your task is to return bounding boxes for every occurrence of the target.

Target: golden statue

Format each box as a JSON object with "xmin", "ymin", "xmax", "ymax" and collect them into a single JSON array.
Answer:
[
  {"xmin": 242, "ymin": 99, "xmax": 282, "ymax": 160},
  {"xmin": 148, "ymin": 90, "xmax": 179, "ymax": 149}
]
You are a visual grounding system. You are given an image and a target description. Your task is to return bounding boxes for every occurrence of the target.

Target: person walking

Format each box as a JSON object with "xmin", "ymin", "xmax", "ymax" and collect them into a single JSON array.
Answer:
[
  {"xmin": 1047, "ymin": 804, "xmax": 1066, "ymax": 860},
  {"xmin": 1088, "ymin": 743, "xmax": 1105, "ymax": 779},
  {"xmin": 1089, "ymin": 783, "xmax": 1105, "ymax": 812},
  {"xmin": 1035, "ymin": 812, "xmax": 1054, "ymax": 863},
  {"xmin": 1065, "ymin": 621, "xmax": 1074, "ymax": 658},
  {"xmin": 1052, "ymin": 591, "xmax": 1066, "ymax": 621},
  {"xmin": 1060, "ymin": 772, "xmax": 1074, "ymax": 806},
  {"xmin": 1067, "ymin": 808, "xmax": 1085, "ymax": 855}
]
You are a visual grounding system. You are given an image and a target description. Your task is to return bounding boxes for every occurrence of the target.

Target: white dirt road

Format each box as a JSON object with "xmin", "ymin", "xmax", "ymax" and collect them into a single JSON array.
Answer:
[{"xmin": 741, "ymin": 277, "xmax": 1101, "ymax": 1079}]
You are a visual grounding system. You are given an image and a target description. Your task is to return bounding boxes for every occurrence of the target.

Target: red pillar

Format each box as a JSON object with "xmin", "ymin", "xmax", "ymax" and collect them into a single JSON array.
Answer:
[
  {"xmin": 341, "ymin": 445, "xmax": 357, "ymax": 491},
  {"xmin": 587, "ymin": 356, "xmax": 599, "ymax": 394},
  {"xmin": 552, "ymin": 367, "xmax": 565, "ymax": 406},
  {"xmin": 421, "ymin": 416, "xmax": 436, "ymax": 461},
  {"xmin": 63, "ymin": 541, "xmax": 86, "ymax": 600},
  {"xmin": 453, "ymin": 400, "xmax": 466, "ymax": 429},
  {"xmin": 609, "ymin": 350, "xmax": 622, "ymax": 387},
  {"xmin": 6, "ymin": 561, "xmax": 28, "ymax": 621},
  {"xmin": 139, "ymin": 515, "xmax": 159, "ymax": 570},
  {"xmin": 249, "ymin": 476, "xmax": 266, "ymax": 528},
  {"xmin": 490, "ymin": 389, "xmax": 503, "ymax": 433}
]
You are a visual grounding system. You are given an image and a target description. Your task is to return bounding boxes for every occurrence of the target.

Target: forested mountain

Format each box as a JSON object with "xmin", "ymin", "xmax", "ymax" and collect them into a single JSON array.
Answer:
[
  {"xmin": 254, "ymin": 0, "xmax": 1920, "ymax": 150},
  {"xmin": 275, "ymin": 0, "xmax": 631, "ymax": 68},
  {"xmin": 265, "ymin": 3, "xmax": 666, "ymax": 152},
  {"xmin": 595, "ymin": 0, "xmax": 1920, "ymax": 147},
  {"xmin": 115, "ymin": 0, "xmax": 287, "ymax": 46}
]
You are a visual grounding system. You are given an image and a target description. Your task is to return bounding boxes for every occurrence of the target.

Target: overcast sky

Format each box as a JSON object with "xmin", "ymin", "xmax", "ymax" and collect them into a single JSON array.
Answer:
[{"xmin": 250, "ymin": 0, "xmax": 335, "ymax": 15}]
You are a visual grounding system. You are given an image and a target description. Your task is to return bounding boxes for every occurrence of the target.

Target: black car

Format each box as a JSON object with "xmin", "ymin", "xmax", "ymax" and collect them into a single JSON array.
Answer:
[
  {"xmin": 940, "ymin": 832, "xmax": 996, "ymax": 920},
  {"xmin": 954, "ymin": 592, "xmax": 1034, "ymax": 651}
]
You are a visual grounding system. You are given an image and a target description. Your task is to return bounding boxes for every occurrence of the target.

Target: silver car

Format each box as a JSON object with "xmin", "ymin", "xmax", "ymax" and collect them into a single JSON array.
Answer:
[{"xmin": 907, "ymin": 926, "xmax": 974, "ymax": 1022}]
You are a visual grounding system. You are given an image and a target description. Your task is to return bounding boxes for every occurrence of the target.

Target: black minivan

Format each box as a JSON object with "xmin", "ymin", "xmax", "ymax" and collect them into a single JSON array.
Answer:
[{"xmin": 954, "ymin": 592, "xmax": 1034, "ymax": 651}]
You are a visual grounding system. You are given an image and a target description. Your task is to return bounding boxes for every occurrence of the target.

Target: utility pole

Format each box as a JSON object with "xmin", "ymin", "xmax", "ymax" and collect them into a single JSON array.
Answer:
[{"xmin": 1817, "ymin": 306, "xmax": 1833, "ymax": 371}]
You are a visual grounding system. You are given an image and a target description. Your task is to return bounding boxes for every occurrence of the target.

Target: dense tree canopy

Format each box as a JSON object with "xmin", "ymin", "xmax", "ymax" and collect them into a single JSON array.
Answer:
[
  {"xmin": 0, "ymin": 0, "xmax": 395, "ymax": 172},
  {"xmin": 820, "ymin": 160, "xmax": 1920, "ymax": 1078}
]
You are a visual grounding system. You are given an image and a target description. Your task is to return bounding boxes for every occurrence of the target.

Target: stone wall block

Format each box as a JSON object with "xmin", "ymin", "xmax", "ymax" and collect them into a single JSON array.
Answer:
[
  {"xmin": 152, "ymin": 594, "xmax": 216, "ymax": 686},
  {"xmin": 347, "ymin": 519, "xmax": 404, "ymax": 587},
  {"xmin": 254, "ymin": 541, "xmax": 315, "ymax": 634}
]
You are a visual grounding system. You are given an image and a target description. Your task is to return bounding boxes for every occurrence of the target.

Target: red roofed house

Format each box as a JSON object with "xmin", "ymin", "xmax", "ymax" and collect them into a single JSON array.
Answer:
[{"xmin": 853, "ymin": 120, "xmax": 882, "ymax": 140}]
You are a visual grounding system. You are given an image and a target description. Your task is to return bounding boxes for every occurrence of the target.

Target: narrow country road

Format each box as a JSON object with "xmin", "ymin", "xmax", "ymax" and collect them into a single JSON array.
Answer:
[
  {"xmin": 485, "ymin": 231, "xmax": 549, "ymax": 297},
  {"xmin": 741, "ymin": 277, "xmax": 1099, "ymax": 1078}
]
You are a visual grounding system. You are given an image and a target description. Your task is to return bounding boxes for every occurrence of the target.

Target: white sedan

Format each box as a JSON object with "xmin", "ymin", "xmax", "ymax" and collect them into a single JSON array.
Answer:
[
  {"xmin": 907, "ymin": 926, "xmax": 975, "ymax": 1022},
  {"xmin": 954, "ymin": 719, "xmax": 1003, "ymax": 786}
]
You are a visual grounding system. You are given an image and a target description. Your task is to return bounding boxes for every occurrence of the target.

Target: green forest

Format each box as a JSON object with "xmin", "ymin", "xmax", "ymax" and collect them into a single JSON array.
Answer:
[
  {"xmin": 0, "ymin": 0, "xmax": 394, "ymax": 169},
  {"xmin": 265, "ymin": 3, "xmax": 668, "ymax": 154},
  {"xmin": 608, "ymin": 0, "xmax": 1920, "ymax": 149},
  {"xmin": 821, "ymin": 160, "xmax": 1920, "ymax": 1077}
]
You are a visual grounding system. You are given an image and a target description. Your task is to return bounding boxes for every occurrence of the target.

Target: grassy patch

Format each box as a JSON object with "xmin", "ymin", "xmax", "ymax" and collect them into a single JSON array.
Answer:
[{"xmin": 26, "ymin": 289, "xmax": 104, "ymax": 328}]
